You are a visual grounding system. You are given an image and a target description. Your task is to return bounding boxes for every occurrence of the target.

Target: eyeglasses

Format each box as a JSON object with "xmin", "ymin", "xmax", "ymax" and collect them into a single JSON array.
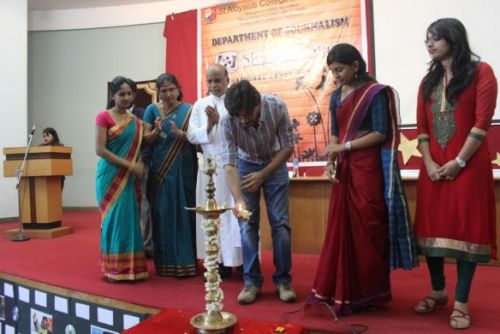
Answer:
[
  {"xmin": 424, "ymin": 35, "xmax": 442, "ymax": 45},
  {"xmin": 159, "ymin": 87, "xmax": 178, "ymax": 94}
]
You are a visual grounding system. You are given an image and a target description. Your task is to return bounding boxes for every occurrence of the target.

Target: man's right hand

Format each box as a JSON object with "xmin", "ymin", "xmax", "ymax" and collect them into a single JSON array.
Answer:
[
  {"xmin": 206, "ymin": 105, "xmax": 220, "ymax": 133},
  {"xmin": 232, "ymin": 199, "xmax": 246, "ymax": 218}
]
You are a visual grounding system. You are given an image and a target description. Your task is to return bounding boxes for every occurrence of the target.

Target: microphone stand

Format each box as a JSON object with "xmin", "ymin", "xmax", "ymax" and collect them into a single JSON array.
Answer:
[{"xmin": 11, "ymin": 129, "xmax": 35, "ymax": 242}]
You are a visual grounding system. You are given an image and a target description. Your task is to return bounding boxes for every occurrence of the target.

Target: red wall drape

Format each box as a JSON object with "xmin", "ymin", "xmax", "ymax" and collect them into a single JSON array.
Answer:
[{"xmin": 164, "ymin": 10, "xmax": 197, "ymax": 104}]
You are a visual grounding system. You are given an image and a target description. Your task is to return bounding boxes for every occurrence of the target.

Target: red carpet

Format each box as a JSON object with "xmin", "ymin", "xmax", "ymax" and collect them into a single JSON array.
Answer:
[{"xmin": 1, "ymin": 211, "xmax": 500, "ymax": 333}]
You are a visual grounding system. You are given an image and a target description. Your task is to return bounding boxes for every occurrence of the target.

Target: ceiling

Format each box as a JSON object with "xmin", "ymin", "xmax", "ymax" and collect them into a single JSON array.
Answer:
[{"xmin": 28, "ymin": 0, "xmax": 168, "ymax": 11}]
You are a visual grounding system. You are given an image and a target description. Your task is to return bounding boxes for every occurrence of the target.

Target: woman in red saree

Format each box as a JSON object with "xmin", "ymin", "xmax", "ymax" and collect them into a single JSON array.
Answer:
[
  {"xmin": 414, "ymin": 18, "xmax": 497, "ymax": 329},
  {"xmin": 311, "ymin": 44, "xmax": 417, "ymax": 315}
]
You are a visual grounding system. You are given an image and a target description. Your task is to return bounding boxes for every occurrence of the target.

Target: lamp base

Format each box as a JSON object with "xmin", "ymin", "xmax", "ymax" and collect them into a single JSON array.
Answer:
[{"xmin": 190, "ymin": 311, "xmax": 237, "ymax": 334}]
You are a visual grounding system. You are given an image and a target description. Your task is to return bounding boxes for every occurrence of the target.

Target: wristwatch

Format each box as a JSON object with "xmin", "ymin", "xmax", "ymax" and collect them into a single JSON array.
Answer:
[
  {"xmin": 345, "ymin": 141, "xmax": 352, "ymax": 151},
  {"xmin": 455, "ymin": 156, "xmax": 466, "ymax": 168}
]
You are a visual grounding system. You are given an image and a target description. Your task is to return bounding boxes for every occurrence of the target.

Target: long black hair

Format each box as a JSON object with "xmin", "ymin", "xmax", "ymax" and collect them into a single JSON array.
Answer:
[
  {"xmin": 326, "ymin": 43, "xmax": 373, "ymax": 82},
  {"xmin": 42, "ymin": 127, "xmax": 62, "ymax": 145},
  {"xmin": 106, "ymin": 76, "xmax": 134, "ymax": 109},
  {"xmin": 422, "ymin": 18, "xmax": 479, "ymax": 102}
]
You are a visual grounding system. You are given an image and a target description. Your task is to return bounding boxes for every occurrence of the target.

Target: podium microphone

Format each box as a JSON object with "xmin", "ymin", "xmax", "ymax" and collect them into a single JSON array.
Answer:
[
  {"xmin": 29, "ymin": 124, "xmax": 36, "ymax": 137},
  {"xmin": 12, "ymin": 124, "xmax": 37, "ymax": 241}
]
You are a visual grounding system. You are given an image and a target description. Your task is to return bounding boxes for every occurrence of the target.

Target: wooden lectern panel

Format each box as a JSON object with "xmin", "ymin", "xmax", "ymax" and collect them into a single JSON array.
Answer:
[
  {"xmin": 19, "ymin": 176, "xmax": 63, "ymax": 227},
  {"xmin": 3, "ymin": 146, "xmax": 72, "ymax": 230},
  {"xmin": 3, "ymin": 146, "xmax": 72, "ymax": 177},
  {"xmin": 260, "ymin": 177, "xmax": 330, "ymax": 254}
]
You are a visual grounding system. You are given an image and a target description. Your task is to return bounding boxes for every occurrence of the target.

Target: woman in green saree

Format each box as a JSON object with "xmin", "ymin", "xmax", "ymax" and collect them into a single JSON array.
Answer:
[
  {"xmin": 95, "ymin": 76, "xmax": 148, "ymax": 282},
  {"xmin": 143, "ymin": 73, "xmax": 197, "ymax": 277}
]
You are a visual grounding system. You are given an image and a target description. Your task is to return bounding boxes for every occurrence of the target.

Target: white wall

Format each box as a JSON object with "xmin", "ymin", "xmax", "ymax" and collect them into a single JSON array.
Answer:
[
  {"xmin": 28, "ymin": 0, "xmax": 232, "ymax": 31},
  {"xmin": 0, "ymin": 0, "xmax": 28, "ymax": 218},
  {"xmin": 25, "ymin": 0, "xmax": 234, "ymax": 209},
  {"xmin": 24, "ymin": 0, "xmax": 500, "ymax": 210},
  {"xmin": 373, "ymin": 0, "xmax": 500, "ymax": 125},
  {"xmin": 28, "ymin": 24, "xmax": 166, "ymax": 207}
]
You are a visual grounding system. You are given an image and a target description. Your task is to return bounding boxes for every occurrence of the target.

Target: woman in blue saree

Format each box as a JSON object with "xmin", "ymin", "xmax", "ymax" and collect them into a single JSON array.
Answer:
[
  {"xmin": 95, "ymin": 76, "xmax": 148, "ymax": 282},
  {"xmin": 143, "ymin": 73, "xmax": 197, "ymax": 277}
]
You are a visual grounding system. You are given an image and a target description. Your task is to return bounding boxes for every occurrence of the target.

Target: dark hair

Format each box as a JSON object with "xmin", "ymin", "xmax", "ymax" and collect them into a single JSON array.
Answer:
[
  {"xmin": 107, "ymin": 76, "xmax": 133, "ymax": 109},
  {"xmin": 224, "ymin": 80, "xmax": 261, "ymax": 117},
  {"xmin": 326, "ymin": 43, "xmax": 373, "ymax": 82},
  {"xmin": 156, "ymin": 73, "xmax": 183, "ymax": 101},
  {"xmin": 422, "ymin": 18, "xmax": 479, "ymax": 102},
  {"xmin": 42, "ymin": 127, "xmax": 61, "ymax": 145},
  {"xmin": 128, "ymin": 78, "xmax": 137, "ymax": 93}
]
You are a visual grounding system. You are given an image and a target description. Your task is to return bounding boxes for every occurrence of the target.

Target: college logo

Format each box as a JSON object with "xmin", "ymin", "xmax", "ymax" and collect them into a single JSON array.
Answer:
[
  {"xmin": 215, "ymin": 51, "xmax": 237, "ymax": 73},
  {"xmin": 203, "ymin": 8, "xmax": 217, "ymax": 23}
]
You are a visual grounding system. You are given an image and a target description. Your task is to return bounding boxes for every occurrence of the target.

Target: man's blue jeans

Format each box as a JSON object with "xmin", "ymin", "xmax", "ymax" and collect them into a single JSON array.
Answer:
[{"xmin": 238, "ymin": 159, "xmax": 292, "ymax": 287}]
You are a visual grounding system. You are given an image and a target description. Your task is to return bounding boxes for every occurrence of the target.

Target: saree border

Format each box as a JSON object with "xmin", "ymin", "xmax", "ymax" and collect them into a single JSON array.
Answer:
[
  {"xmin": 99, "ymin": 115, "xmax": 143, "ymax": 220},
  {"xmin": 149, "ymin": 105, "xmax": 193, "ymax": 199}
]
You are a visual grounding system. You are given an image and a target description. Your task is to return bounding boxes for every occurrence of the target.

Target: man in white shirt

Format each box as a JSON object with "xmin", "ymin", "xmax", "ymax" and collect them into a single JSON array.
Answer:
[{"xmin": 187, "ymin": 64, "xmax": 242, "ymax": 277}]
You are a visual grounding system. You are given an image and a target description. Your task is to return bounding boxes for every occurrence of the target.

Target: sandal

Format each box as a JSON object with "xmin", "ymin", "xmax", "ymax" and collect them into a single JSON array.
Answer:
[
  {"xmin": 449, "ymin": 308, "xmax": 470, "ymax": 329},
  {"xmin": 414, "ymin": 295, "xmax": 449, "ymax": 314}
]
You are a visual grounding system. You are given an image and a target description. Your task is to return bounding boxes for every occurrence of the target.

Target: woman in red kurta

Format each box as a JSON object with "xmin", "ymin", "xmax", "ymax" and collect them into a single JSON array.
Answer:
[{"xmin": 414, "ymin": 18, "xmax": 497, "ymax": 329}]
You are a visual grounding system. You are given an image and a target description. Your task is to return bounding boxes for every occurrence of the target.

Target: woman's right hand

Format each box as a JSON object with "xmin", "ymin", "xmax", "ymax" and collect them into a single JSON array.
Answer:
[
  {"xmin": 128, "ymin": 160, "xmax": 145, "ymax": 177},
  {"xmin": 153, "ymin": 117, "xmax": 164, "ymax": 132},
  {"xmin": 325, "ymin": 162, "xmax": 339, "ymax": 183},
  {"xmin": 424, "ymin": 159, "xmax": 441, "ymax": 181}
]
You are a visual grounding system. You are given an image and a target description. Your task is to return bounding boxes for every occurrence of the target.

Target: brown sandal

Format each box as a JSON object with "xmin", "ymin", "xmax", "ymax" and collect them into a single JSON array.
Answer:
[
  {"xmin": 449, "ymin": 308, "xmax": 470, "ymax": 329},
  {"xmin": 414, "ymin": 295, "xmax": 449, "ymax": 314}
]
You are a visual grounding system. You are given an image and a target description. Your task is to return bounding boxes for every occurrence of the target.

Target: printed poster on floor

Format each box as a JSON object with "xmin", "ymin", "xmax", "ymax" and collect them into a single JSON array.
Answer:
[
  {"xmin": 30, "ymin": 308, "xmax": 53, "ymax": 334},
  {"xmin": 90, "ymin": 324, "xmax": 118, "ymax": 334},
  {"xmin": 0, "ymin": 295, "xmax": 5, "ymax": 321}
]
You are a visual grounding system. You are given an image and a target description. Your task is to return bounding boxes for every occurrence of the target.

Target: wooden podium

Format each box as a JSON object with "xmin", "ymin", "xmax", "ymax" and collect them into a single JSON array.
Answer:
[{"xmin": 3, "ymin": 146, "xmax": 73, "ymax": 239}]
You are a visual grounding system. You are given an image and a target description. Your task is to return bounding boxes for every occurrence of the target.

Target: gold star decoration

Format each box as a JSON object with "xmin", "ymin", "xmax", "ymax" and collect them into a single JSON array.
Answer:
[
  {"xmin": 492, "ymin": 152, "xmax": 500, "ymax": 167},
  {"xmin": 398, "ymin": 133, "xmax": 421, "ymax": 165}
]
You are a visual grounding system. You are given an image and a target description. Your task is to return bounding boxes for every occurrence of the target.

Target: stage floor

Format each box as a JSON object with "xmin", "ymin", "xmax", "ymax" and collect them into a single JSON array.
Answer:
[{"xmin": 1, "ymin": 211, "xmax": 500, "ymax": 333}]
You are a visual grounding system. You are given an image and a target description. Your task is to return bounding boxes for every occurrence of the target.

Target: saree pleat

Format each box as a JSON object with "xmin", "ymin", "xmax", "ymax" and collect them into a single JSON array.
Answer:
[
  {"xmin": 96, "ymin": 114, "xmax": 148, "ymax": 281},
  {"xmin": 312, "ymin": 146, "xmax": 392, "ymax": 314}
]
